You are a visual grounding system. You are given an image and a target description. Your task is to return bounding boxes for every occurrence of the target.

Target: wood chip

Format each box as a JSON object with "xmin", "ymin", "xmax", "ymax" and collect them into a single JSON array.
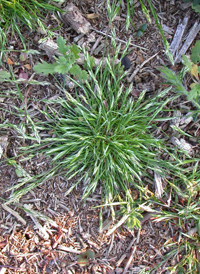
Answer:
[
  {"xmin": 0, "ymin": 135, "xmax": 8, "ymax": 159},
  {"xmin": 57, "ymin": 244, "xmax": 82, "ymax": 254},
  {"xmin": 175, "ymin": 21, "xmax": 200, "ymax": 63},
  {"xmin": 171, "ymin": 137, "xmax": 193, "ymax": 156},
  {"xmin": 170, "ymin": 15, "xmax": 190, "ymax": 58},
  {"xmin": 62, "ymin": 3, "xmax": 91, "ymax": 34},
  {"xmin": 154, "ymin": 172, "xmax": 164, "ymax": 198}
]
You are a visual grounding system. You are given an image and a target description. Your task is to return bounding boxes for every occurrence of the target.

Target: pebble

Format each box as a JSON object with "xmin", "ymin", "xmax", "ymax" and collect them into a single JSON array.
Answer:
[{"xmin": 121, "ymin": 56, "xmax": 131, "ymax": 70}]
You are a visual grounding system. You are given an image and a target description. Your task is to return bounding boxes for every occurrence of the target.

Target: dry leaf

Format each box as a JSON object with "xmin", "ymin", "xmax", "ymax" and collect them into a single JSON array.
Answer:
[
  {"xmin": 191, "ymin": 64, "xmax": 199, "ymax": 79},
  {"xmin": 24, "ymin": 64, "xmax": 31, "ymax": 70},
  {"xmin": 86, "ymin": 13, "xmax": 99, "ymax": 19},
  {"xmin": 114, "ymin": 15, "xmax": 125, "ymax": 21},
  {"xmin": 7, "ymin": 58, "xmax": 14, "ymax": 65},
  {"xmin": 19, "ymin": 71, "xmax": 28, "ymax": 80}
]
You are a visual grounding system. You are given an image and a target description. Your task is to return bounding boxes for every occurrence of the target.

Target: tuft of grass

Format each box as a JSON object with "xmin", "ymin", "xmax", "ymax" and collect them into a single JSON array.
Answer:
[
  {"xmin": 0, "ymin": 0, "xmax": 61, "ymax": 61},
  {"xmin": 6, "ymin": 46, "xmax": 183, "ymax": 210},
  {"xmin": 0, "ymin": 0, "xmax": 58, "ymax": 30},
  {"xmin": 147, "ymin": 161, "xmax": 200, "ymax": 273}
]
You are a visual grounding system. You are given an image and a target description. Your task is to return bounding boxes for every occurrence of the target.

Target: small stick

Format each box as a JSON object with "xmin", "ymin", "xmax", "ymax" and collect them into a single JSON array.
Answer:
[
  {"xmin": 106, "ymin": 214, "xmax": 129, "ymax": 236},
  {"xmin": 116, "ymin": 254, "xmax": 127, "ymax": 267},
  {"xmin": 128, "ymin": 52, "xmax": 159, "ymax": 82},
  {"xmin": 2, "ymin": 204, "xmax": 26, "ymax": 225},
  {"xmin": 136, "ymin": 229, "xmax": 141, "ymax": 244},
  {"xmin": 122, "ymin": 245, "xmax": 137, "ymax": 274},
  {"xmin": 90, "ymin": 27, "xmax": 148, "ymax": 51}
]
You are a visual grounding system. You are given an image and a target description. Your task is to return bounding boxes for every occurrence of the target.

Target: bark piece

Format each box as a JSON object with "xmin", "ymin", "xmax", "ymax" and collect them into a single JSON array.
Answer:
[
  {"xmin": 175, "ymin": 21, "xmax": 200, "ymax": 63},
  {"xmin": 154, "ymin": 172, "xmax": 164, "ymax": 198},
  {"xmin": 170, "ymin": 15, "xmax": 190, "ymax": 58},
  {"xmin": 62, "ymin": 3, "xmax": 91, "ymax": 34}
]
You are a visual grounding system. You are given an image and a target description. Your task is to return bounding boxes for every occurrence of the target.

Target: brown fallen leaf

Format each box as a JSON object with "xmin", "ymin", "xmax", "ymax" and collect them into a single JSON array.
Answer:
[
  {"xmin": 114, "ymin": 15, "xmax": 125, "ymax": 21},
  {"xmin": 86, "ymin": 13, "xmax": 99, "ymax": 19},
  {"xmin": 24, "ymin": 63, "xmax": 31, "ymax": 70},
  {"xmin": 7, "ymin": 57, "xmax": 14, "ymax": 65}
]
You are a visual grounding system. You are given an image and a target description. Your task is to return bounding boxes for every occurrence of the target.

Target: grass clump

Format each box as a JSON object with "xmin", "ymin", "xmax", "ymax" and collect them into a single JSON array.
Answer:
[
  {"xmin": 7, "ymin": 47, "xmax": 180, "ymax": 211},
  {"xmin": 0, "ymin": 0, "xmax": 60, "ymax": 58},
  {"xmin": 0, "ymin": 0, "xmax": 58, "ymax": 31}
]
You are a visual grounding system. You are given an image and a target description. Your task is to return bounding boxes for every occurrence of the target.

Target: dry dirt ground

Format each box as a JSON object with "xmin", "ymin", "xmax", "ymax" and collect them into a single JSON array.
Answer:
[{"xmin": 0, "ymin": 0, "xmax": 199, "ymax": 273}]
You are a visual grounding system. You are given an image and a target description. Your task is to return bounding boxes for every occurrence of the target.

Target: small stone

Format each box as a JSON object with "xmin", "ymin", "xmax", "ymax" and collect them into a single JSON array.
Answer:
[{"xmin": 121, "ymin": 56, "xmax": 131, "ymax": 70}]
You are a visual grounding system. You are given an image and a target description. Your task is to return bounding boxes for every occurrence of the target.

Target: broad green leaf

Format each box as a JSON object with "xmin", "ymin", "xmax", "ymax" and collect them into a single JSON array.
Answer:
[
  {"xmin": 190, "ymin": 82, "xmax": 197, "ymax": 88},
  {"xmin": 0, "ymin": 70, "xmax": 11, "ymax": 80},
  {"xmin": 57, "ymin": 36, "xmax": 69, "ymax": 56},
  {"xmin": 86, "ymin": 249, "xmax": 95, "ymax": 258},
  {"xmin": 182, "ymin": 55, "xmax": 192, "ymax": 71},
  {"xmin": 58, "ymin": 55, "xmax": 67, "ymax": 64},
  {"xmin": 70, "ymin": 64, "xmax": 82, "ymax": 77},
  {"xmin": 54, "ymin": 63, "xmax": 71, "ymax": 74},
  {"xmin": 192, "ymin": 3, "xmax": 200, "ymax": 13},
  {"xmin": 191, "ymin": 40, "xmax": 200, "ymax": 64},
  {"xmin": 188, "ymin": 84, "xmax": 200, "ymax": 100},
  {"xmin": 80, "ymin": 70, "xmax": 88, "ymax": 82},
  {"xmin": 33, "ymin": 62, "xmax": 57, "ymax": 75},
  {"xmin": 70, "ymin": 65, "xmax": 88, "ymax": 82},
  {"xmin": 70, "ymin": 44, "xmax": 80, "ymax": 59}
]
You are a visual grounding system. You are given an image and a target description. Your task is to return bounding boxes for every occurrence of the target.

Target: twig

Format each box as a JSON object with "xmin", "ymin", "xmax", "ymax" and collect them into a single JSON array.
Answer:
[
  {"xmin": 116, "ymin": 254, "xmax": 127, "ymax": 267},
  {"xmin": 57, "ymin": 245, "xmax": 82, "ymax": 254},
  {"xmin": 122, "ymin": 245, "xmax": 137, "ymax": 274},
  {"xmin": 136, "ymin": 229, "xmax": 141, "ymax": 244},
  {"xmin": 90, "ymin": 27, "xmax": 148, "ymax": 50},
  {"xmin": 128, "ymin": 52, "xmax": 159, "ymax": 82},
  {"xmin": 106, "ymin": 214, "xmax": 129, "ymax": 236},
  {"xmin": 2, "ymin": 204, "xmax": 26, "ymax": 225}
]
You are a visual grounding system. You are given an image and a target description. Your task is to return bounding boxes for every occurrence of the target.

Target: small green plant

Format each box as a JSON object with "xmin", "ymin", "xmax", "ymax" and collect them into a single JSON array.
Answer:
[
  {"xmin": 159, "ymin": 40, "xmax": 200, "ymax": 109},
  {"xmin": 33, "ymin": 36, "xmax": 88, "ymax": 82},
  {"xmin": 191, "ymin": 40, "xmax": 200, "ymax": 64},
  {"xmin": 77, "ymin": 249, "xmax": 95, "ymax": 267},
  {"xmin": 147, "ymin": 161, "xmax": 200, "ymax": 273},
  {"xmin": 137, "ymin": 23, "xmax": 147, "ymax": 37},
  {"xmin": 182, "ymin": 0, "xmax": 200, "ymax": 13},
  {"xmin": 6, "ymin": 45, "xmax": 184, "ymax": 223}
]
